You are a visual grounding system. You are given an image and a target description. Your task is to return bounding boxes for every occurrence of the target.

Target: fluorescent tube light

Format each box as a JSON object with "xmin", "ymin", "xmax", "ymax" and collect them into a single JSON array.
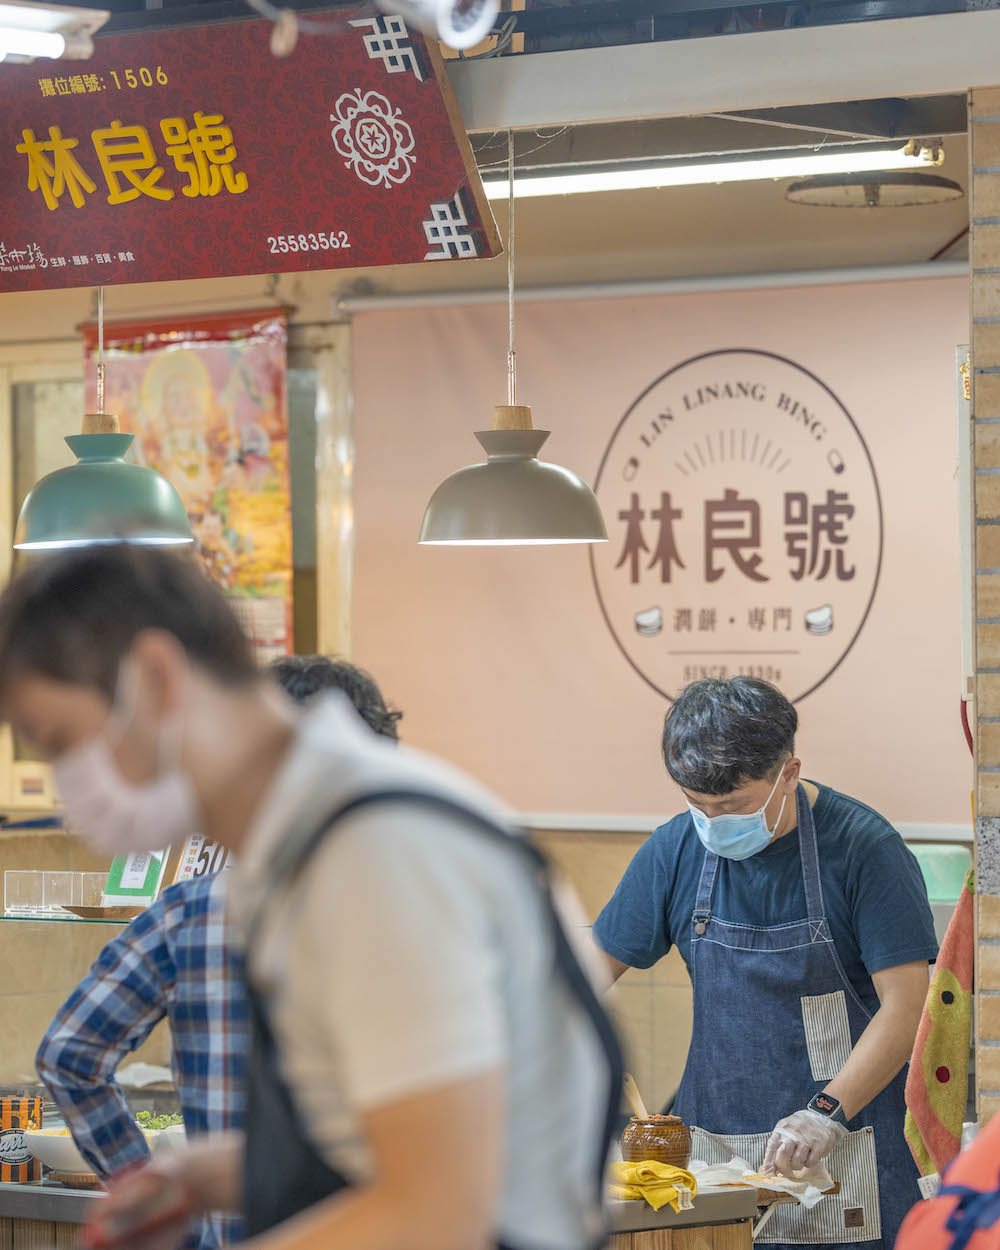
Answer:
[
  {"xmin": 0, "ymin": 1, "xmax": 109, "ymax": 60},
  {"xmin": 482, "ymin": 146, "xmax": 932, "ymax": 200},
  {"xmin": 0, "ymin": 23, "xmax": 63, "ymax": 54}
]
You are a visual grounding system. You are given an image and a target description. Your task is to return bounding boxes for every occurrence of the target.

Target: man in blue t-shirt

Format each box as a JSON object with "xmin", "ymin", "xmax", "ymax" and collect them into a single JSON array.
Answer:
[{"xmin": 593, "ymin": 676, "xmax": 937, "ymax": 1250}]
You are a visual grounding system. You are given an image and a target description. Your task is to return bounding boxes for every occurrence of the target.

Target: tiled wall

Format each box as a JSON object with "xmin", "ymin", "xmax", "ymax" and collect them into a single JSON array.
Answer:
[
  {"xmin": 972, "ymin": 84, "xmax": 1000, "ymax": 1124},
  {"xmin": 0, "ymin": 830, "xmax": 169, "ymax": 1085},
  {"xmin": 536, "ymin": 830, "xmax": 694, "ymax": 1114}
]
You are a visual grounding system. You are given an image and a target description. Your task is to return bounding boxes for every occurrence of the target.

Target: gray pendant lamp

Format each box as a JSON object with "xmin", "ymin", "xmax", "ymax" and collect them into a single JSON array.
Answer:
[
  {"xmin": 14, "ymin": 288, "xmax": 194, "ymax": 551},
  {"xmin": 418, "ymin": 133, "xmax": 608, "ymax": 546}
]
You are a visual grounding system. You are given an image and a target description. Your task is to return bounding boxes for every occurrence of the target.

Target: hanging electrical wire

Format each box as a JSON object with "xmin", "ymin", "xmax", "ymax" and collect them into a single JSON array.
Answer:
[
  {"xmin": 96, "ymin": 285, "xmax": 105, "ymax": 417},
  {"xmin": 473, "ymin": 126, "xmax": 573, "ymax": 171},
  {"xmin": 506, "ymin": 129, "xmax": 516, "ymax": 406},
  {"xmin": 457, "ymin": 13, "xmax": 517, "ymax": 58},
  {"xmin": 244, "ymin": 0, "xmax": 367, "ymax": 37}
]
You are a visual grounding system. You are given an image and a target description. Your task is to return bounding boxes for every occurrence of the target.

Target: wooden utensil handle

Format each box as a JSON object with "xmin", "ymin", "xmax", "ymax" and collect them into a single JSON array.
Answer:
[{"xmin": 623, "ymin": 1073, "xmax": 649, "ymax": 1121}]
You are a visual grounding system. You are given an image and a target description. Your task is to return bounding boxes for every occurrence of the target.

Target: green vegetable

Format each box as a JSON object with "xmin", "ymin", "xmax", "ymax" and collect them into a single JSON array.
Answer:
[{"xmin": 135, "ymin": 1111, "xmax": 184, "ymax": 1131}]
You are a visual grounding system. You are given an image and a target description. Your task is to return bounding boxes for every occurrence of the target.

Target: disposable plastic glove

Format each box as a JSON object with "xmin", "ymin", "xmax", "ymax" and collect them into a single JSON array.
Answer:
[{"xmin": 763, "ymin": 1108, "xmax": 848, "ymax": 1176}]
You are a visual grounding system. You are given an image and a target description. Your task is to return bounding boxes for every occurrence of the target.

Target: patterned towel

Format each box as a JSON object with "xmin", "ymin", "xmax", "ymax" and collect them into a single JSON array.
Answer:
[
  {"xmin": 904, "ymin": 867, "xmax": 974, "ymax": 1177},
  {"xmin": 608, "ymin": 1160, "xmax": 698, "ymax": 1212}
]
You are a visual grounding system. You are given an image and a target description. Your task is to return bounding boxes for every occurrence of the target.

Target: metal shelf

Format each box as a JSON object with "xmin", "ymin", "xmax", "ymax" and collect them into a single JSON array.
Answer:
[{"xmin": 0, "ymin": 915, "xmax": 126, "ymax": 926}]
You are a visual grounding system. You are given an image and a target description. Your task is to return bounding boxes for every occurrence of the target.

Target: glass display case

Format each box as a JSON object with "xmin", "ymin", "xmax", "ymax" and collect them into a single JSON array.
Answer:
[{"xmin": 4, "ymin": 871, "xmax": 107, "ymax": 918}]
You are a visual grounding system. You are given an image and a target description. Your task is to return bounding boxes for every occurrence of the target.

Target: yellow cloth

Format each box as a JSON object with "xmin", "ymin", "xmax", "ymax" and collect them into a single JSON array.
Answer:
[{"xmin": 608, "ymin": 1160, "xmax": 698, "ymax": 1212}]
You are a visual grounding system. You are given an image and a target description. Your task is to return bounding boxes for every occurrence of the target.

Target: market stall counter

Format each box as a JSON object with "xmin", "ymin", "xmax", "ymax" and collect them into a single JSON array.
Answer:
[
  {"xmin": 610, "ymin": 1186, "xmax": 756, "ymax": 1248},
  {"xmin": 0, "ymin": 1181, "xmax": 757, "ymax": 1250},
  {"xmin": 0, "ymin": 1179, "xmax": 95, "ymax": 1249}
]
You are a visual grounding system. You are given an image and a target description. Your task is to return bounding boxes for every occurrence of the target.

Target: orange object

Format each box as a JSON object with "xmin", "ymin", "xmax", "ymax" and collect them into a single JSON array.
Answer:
[
  {"xmin": 897, "ymin": 1115, "xmax": 1000, "ymax": 1248},
  {"xmin": 0, "ymin": 1096, "xmax": 43, "ymax": 1183}
]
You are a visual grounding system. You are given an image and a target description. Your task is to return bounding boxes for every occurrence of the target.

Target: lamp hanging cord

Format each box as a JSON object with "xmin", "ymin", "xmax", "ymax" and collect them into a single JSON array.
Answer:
[
  {"xmin": 507, "ymin": 128, "xmax": 516, "ymax": 406},
  {"xmin": 244, "ymin": 0, "xmax": 365, "ymax": 36},
  {"xmin": 96, "ymin": 285, "xmax": 105, "ymax": 417}
]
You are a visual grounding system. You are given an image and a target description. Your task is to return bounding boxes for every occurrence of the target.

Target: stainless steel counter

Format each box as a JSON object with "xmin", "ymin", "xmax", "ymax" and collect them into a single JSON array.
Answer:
[
  {"xmin": 0, "ymin": 1180, "xmax": 99, "ymax": 1223},
  {"xmin": 0, "ymin": 1180, "xmax": 757, "ymax": 1243},
  {"xmin": 610, "ymin": 1185, "xmax": 757, "ymax": 1232},
  {"xmin": 0, "ymin": 1181, "xmax": 755, "ymax": 1231}
]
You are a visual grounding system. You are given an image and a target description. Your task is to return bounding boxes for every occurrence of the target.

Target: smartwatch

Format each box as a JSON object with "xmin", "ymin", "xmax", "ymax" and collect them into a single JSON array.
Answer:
[{"xmin": 808, "ymin": 1091, "xmax": 848, "ymax": 1125}]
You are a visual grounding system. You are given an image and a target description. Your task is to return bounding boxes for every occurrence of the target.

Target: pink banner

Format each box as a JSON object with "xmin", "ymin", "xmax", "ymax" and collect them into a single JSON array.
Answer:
[{"xmin": 351, "ymin": 279, "xmax": 970, "ymax": 824}]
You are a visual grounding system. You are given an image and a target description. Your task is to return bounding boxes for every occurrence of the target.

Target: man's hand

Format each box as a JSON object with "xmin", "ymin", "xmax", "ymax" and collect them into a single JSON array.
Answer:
[
  {"xmin": 83, "ymin": 1135, "xmax": 243, "ymax": 1250},
  {"xmin": 763, "ymin": 1109, "xmax": 847, "ymax": 1176},
  {"xmin": 82, "ymin": 1159, "xmax": 195, "ymax": 1250}
]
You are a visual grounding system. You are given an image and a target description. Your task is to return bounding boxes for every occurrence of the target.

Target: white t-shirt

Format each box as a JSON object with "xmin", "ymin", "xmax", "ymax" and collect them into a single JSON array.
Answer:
[{"xmin": 229, "ymin": 694, "xmax": 612, "ymax": 1250}]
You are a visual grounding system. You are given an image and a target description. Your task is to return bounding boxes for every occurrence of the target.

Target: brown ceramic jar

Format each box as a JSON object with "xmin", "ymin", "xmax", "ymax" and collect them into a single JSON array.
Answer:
[{"xmin": 620, "ymin": 1114, "xmax": 692, "ymax": 1168}]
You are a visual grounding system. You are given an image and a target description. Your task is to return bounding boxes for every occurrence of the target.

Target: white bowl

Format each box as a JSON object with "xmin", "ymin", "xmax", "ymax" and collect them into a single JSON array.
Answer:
[
  {"xmin": 24, "ymin": 1129, "xmax": 89, "ymax": 1174},
  {"xmin": 143, "ymin": 1124, "xmax": 187, "ymax": 1156},
  {"xmin": 27, "ymin": 1123, "xmax": 187, "ymax": 1175}
]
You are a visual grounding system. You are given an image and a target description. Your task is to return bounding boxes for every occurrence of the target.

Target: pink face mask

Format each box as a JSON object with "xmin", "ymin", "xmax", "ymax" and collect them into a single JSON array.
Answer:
[{"xmin": 52, "ymin": 665, "xmax": 199, "ymax": 855}]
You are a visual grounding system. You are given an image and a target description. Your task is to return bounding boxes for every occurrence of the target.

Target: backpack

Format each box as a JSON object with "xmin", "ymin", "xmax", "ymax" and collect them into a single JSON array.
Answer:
[{"xmin": 897, "ymin": 1117, "xmax": 1000, "ymax": 1250}]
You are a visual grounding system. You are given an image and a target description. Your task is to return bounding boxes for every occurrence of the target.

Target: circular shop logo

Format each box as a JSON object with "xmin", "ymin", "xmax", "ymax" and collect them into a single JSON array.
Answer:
[{"xmin": 589, "ymin": 349, "xmax": 883, "ymax": 703}]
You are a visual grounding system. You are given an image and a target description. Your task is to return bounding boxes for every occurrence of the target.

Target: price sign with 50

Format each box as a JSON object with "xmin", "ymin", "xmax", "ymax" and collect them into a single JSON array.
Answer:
[{"xmin": 174, "ymin": 833, "xmax": 233, "ymax": 882}]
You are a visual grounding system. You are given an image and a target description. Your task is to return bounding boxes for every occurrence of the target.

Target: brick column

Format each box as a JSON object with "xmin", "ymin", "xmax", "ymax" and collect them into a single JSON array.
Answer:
[{"xmin": 972, "ymin": 87, "xmax": 1000, "ymax": 1122}]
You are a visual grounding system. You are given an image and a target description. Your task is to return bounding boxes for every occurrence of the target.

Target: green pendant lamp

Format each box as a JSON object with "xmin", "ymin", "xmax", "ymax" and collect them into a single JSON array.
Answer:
[
  {"xmin": 14, "ymin": 289, "xmax": 194, "ymax": 552},
  {"xmin": 418, "ymin": 133, "xmax": 607, "ymax": 547}
]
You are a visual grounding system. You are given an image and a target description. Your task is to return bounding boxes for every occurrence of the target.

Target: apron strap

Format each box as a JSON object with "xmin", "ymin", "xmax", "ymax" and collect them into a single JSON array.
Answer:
[
  {"xmin": 692, "ymin": 839, "xmax": 719, "ymax": 929},
  {"xmin": 795, "ymin": 783, "xmax": 828, "ymax": 925}
]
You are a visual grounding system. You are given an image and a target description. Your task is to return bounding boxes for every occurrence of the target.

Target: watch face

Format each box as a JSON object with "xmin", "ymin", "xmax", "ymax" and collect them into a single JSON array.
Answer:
[{"xmin": 812, "ymin": 1093, "xmax": 840, "ymax": 1116}]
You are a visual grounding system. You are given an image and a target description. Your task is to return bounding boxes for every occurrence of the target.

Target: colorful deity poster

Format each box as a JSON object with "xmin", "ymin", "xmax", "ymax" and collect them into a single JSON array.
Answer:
[{"xmin": 83, "ymin": 308, "xmax": 292, "ymax": 659}]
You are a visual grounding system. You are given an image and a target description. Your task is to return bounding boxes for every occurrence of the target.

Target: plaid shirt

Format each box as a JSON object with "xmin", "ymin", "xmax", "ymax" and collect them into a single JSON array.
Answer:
[{"xmin": 36, "ymin": 875, "xmax": 247, "ymax": 1249}]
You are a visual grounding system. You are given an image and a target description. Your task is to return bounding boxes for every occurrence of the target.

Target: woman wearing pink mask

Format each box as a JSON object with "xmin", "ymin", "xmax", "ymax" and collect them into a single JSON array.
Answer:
[{"xmin": 0, "ymin": 545, "xmax": 622, "ymax": 1250}]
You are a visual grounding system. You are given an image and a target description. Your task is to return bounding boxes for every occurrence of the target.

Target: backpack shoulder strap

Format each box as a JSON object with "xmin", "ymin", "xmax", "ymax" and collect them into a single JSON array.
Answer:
[
  {"xmin": 256, "ymin": 786, "xmax": 623, "ymax": 1217},
  {"xmin": 939, "ymin": 1183, "xmax": 1000, "ymax": 1250}
]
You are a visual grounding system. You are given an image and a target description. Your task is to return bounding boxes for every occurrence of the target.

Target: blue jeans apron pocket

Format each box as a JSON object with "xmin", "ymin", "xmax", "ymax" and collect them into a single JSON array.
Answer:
[
  {"xmin": 691, "ymin": 1126, "xmax": 881, "ymax": 1244},
  {"xmin": 801, "ymin": 991, "xmax": 854, "ymax": 1082}
]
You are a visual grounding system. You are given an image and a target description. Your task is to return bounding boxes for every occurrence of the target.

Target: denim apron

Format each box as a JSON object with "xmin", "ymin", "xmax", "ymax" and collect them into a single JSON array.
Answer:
[
  {"xmin": 242, "ymin": 787, "xmax": 623, "ymax": 1250},
  {"xmin": 672, "ymin": 785, "xmax": 921, "ymax": 1248}
]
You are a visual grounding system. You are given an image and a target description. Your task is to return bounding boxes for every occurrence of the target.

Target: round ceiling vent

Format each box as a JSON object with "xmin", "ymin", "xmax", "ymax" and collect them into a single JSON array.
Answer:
[{"xmin": 786, "ymin": 171, "xmax": 965, "ymax": 208}]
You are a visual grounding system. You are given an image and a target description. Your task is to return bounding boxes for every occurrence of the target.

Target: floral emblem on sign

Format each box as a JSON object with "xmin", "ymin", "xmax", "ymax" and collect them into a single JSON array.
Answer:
[{"xmin": 330, "ymin": 89, "xmax": 415, "ymax": 188}]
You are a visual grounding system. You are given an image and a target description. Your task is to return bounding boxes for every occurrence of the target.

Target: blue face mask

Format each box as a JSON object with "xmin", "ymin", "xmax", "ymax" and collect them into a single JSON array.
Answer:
[{"xmin": 687, "ymin": 769, "xmax": 788, "ymax": 861}]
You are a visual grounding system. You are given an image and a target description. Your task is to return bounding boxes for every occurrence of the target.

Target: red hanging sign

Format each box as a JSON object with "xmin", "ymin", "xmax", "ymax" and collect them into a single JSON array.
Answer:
[{"xmin": 0, "ymin": 14, "xmax": 499, "ymax": 292}]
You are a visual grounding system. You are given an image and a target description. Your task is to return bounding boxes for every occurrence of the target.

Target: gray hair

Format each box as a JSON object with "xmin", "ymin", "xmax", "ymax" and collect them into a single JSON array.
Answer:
[{"xmin": 663, "ymin": 677, "xmax": 797, "ymax": 795}]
